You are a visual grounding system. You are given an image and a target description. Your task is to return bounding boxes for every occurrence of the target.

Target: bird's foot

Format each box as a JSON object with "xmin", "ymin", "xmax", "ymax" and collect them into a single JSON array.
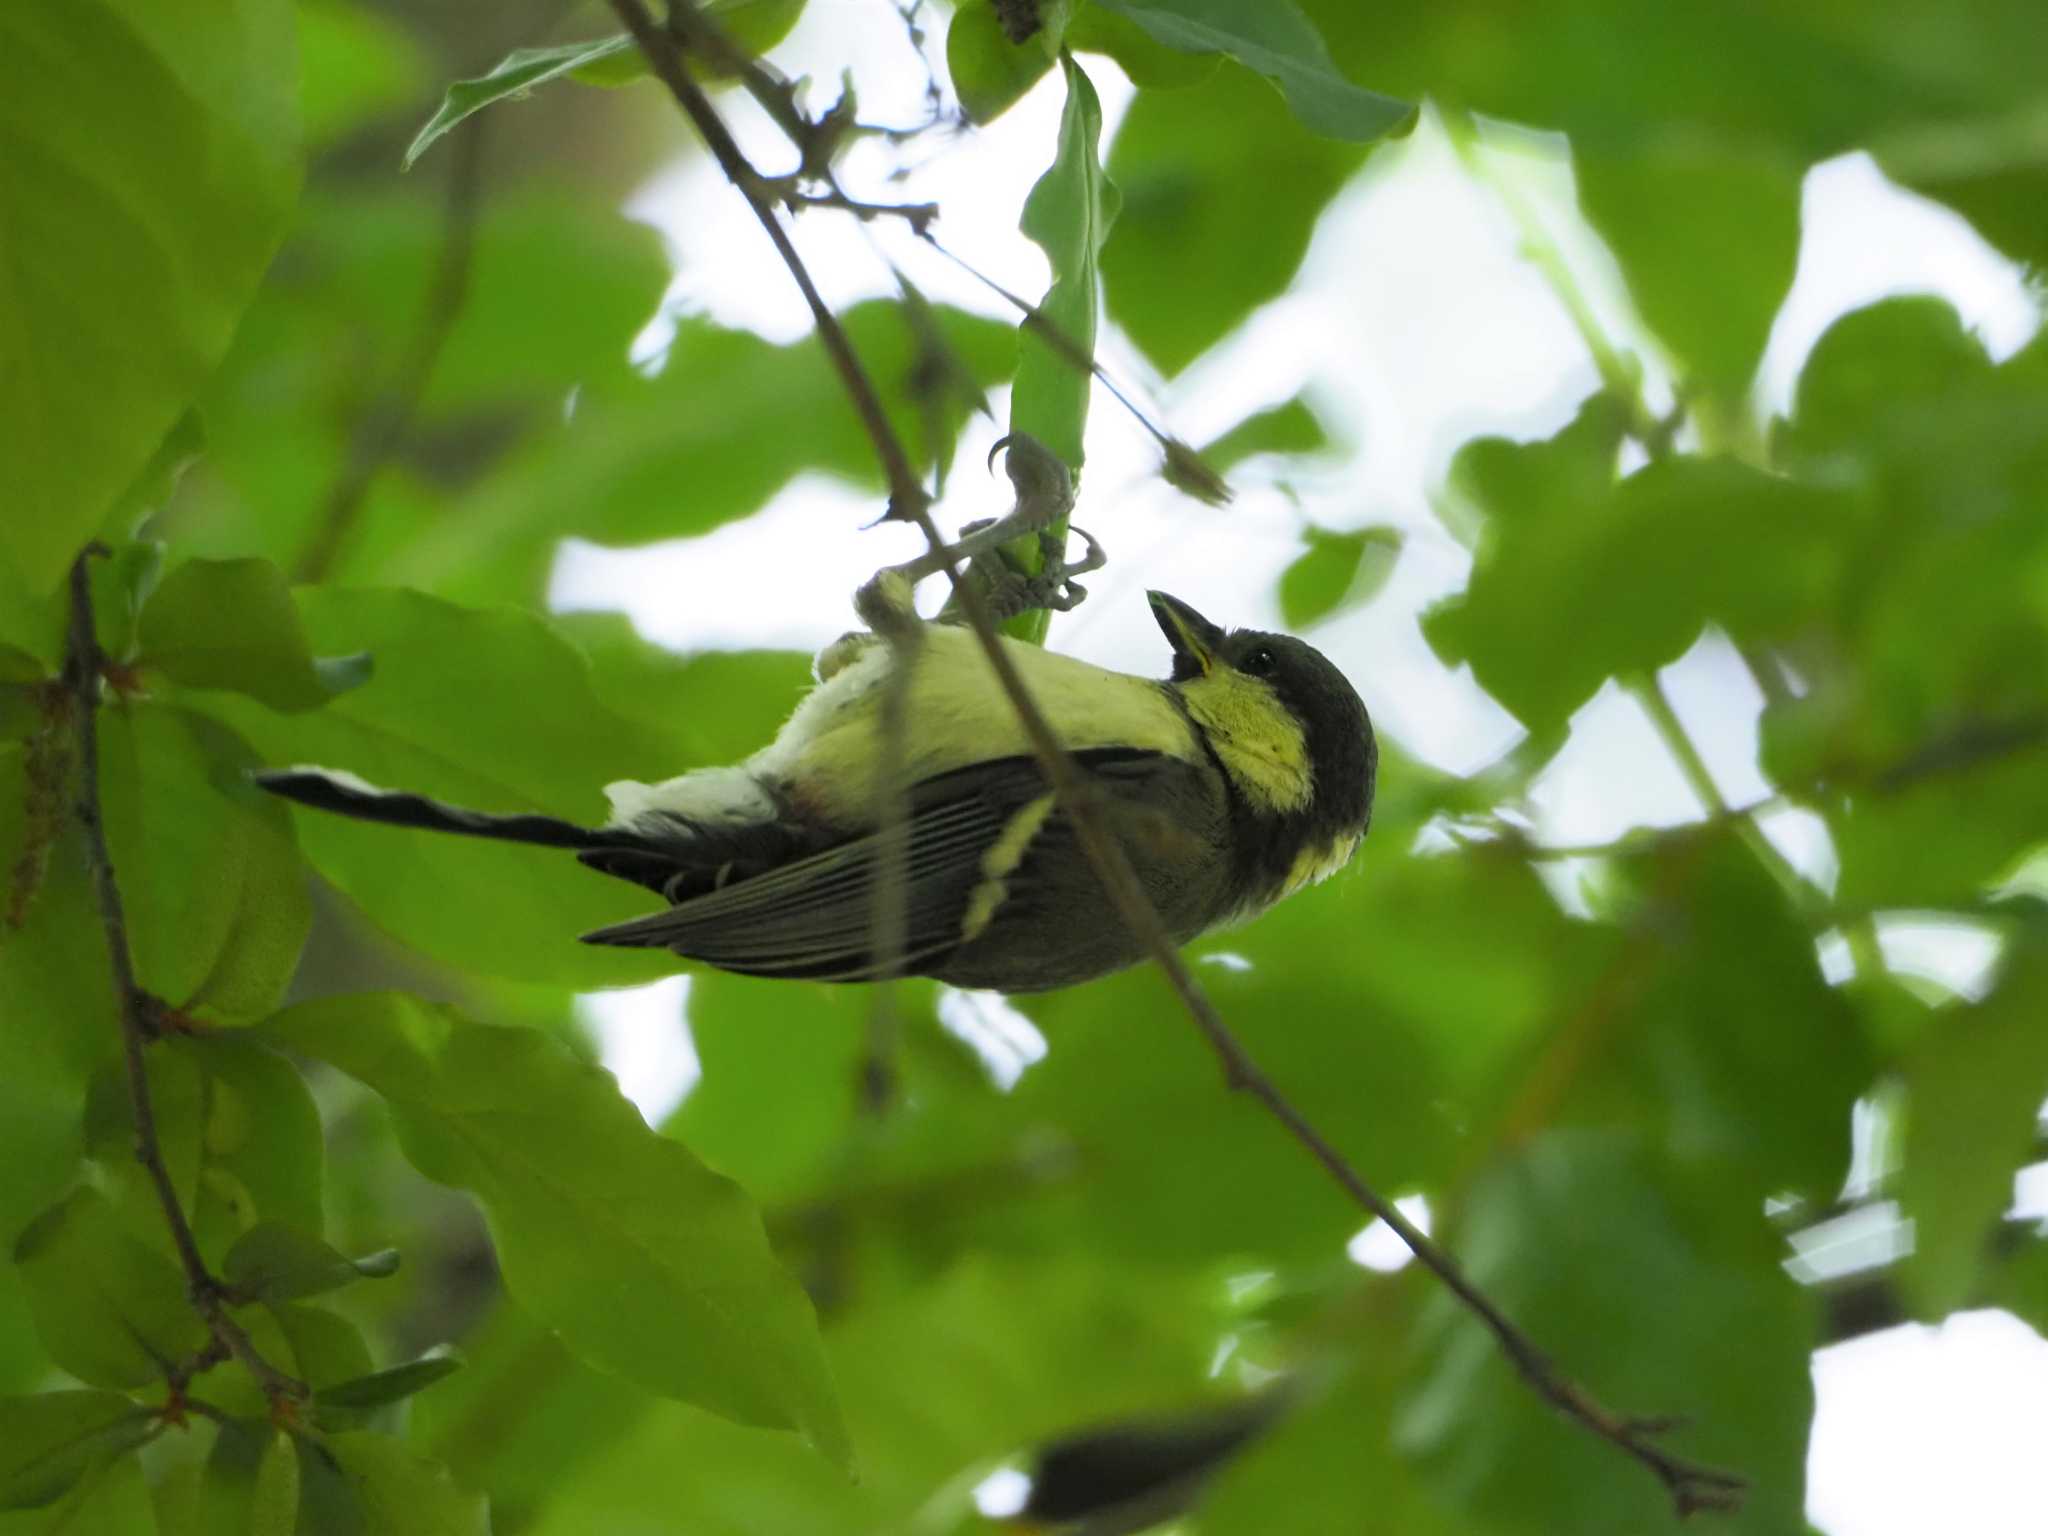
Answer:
[
  {"xmin": 966, "ymin": 521, "xmax": 1106, "ymax": 622},
  {"xmin": 854, "ymin": 433, "xmax": 1097, "ymax": 633}
]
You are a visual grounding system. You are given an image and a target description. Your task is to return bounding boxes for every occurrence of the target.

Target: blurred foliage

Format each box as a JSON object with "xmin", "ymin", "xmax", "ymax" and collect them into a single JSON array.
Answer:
[{"xmin": 1, "ymin": 1, "xmax": 2045, "ymax": 1533}]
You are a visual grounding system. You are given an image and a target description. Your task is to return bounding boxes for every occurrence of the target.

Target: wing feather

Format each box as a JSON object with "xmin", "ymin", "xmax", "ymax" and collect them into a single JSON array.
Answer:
[
  {"xmin": 580, "ymin": 781, "xmax": 1011, "ymax": 979},
  {"xmin": 580, "ymin": 749, "xmax": 1178, "ymax": 983}
]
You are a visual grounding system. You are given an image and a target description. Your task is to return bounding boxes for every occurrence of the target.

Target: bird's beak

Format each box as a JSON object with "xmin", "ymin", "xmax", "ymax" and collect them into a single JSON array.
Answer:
[{"xmin": 1148, "ymin": 591, "xmax": 1225, "ymax": 677}]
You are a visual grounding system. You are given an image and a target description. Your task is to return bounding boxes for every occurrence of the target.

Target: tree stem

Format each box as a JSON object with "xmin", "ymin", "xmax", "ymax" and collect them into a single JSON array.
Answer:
[{"xmin": 63, "ymin": 546, "xmax": 306, "ymax": 1410}]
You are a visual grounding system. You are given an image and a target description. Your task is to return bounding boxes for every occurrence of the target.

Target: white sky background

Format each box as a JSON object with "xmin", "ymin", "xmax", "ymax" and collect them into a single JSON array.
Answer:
[{"xmin": 559, "ymin": 6, "xmax": 2048, "ymax": 1531}]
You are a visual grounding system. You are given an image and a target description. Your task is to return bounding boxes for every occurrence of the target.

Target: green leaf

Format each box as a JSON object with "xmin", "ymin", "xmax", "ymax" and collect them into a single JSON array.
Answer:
[
  {"xmin": 0, "ymin": 802, "xmax": 116, "ymax": 1259},
  {"xmin": 403, "ymin": 0, "xmax": 805, "ymax": 169},
  {"xmin": 1885, "ymin": 150, "xmax": 2048, "ymax": 274},
  {"xmin": 1786, "ymin": 726, "xmax": 2048, "ymax": 910},
  {"xmin": 1898, "ymin": 925, "xmax": 2048, "ymax": 1317},
  {"xmin": 138, "ymin": 558, "xmax": 372, "ymax": 713},
  {"xmin": 314, "ymin": 1356, "xmax": 464, "ymax": 1430},
  {"xmin": 83, "ymin": 1038, "xmax": 330, "ymax": 1322},
  {"xmin": 1092, "ymin": 0, "xmax": 1414, "ymax": 143},
  {"xmin": 192, "ymin": 1417, "xmax": 266, "ymax": 1536},
  {"xmin": 519, "ymin": 1257, "xmax": 1224, "ymax": 1535},
  {"xmin": 0, "ymin": 0, "xmax": 300, "ymax": 597},
  {"xmin": 1400, "ymin": 1132, "xmax": 1811, "ymax": 1534},
  {"xmin": 1013, "ymin": 55, "xmax": 1120, "ymax": 475},
  {"xmin": 1197, "ymin": 396, "xmax": 1328, "ymax": 471},
  {"xmin": 308, "ymin": 1431, "xmax": 489, "ymax": 1536},
  {"xmin": 185, "ymin": 1035, "xmax": 327, "ymax": 1256},
  {"xmin": 702, "ymin": 0, "xmax": 813, "ymax": 58},
  {"xmin": 1003, "ymin": 55, "xmax": 1119, "ymax": 643},
  {"xmin": 1067, "ymin": 4, "xmax": 1220, "ymax": 89},
  {"xmin": 404, "ymin": 37, "xmax": 637, "ymax": 170},
  {"xmin": 1204, "ymin": 1362, "xmax": 1460, "ymax": 1536},
  {"xmin": 1297, "ymin": 0, "xmax": 1959, "ymax": 156},
  {"xmin": 83, "ymin": 1046, "xmax": 206, "ymax": 1245},
  {"xmin": 222, "ymin": 1223, "xmax": 399, "ymax": 1305},
  {"xmin": 1102, "ymin": 60, "xmax": 1363, "ymax": 376},
  {"xmin": 1277, "ymin": 525, "xmax": 1401, "ymax": 629},
  {"xmin": 1593, "ymin": 834, "xmax": 1872, "ymax": 1203},
  {"xmin": 102, "ymin": 413, "xmax": 206, "ymax": 552},
  {"xmin": 667, "ymin": 975, "xmax": 869, "ymax": 1202},
  {"xmin": 250, "ymin": 1430, "xmax": 298, "ymax": 1536},
  {"xmin": 413, "ymin": 1301, "xmax": 648, "ymax": 1525},
  {"xmin": 298, "ymin": 0, "xmax": 430, "ymax": 148},
  {"xmin": 947, "ymin": 3, "xmax": 1055, "ymax": 125},
  {"xmin": 1575, "ymin": 139, "xmax": 1803, "ymax": 405},
  {"xmin": 354, "ymin": 298, "xmax": 1015, "ymax": 607},
  {"xmin": 195, "ymin": 587, "xmax": 689, "ymax": 988},
  {"xmin": 0, "ymin": 1392, "xmax": 152, "ymax": 1511},
  {"xmin": 0, "ymin": 563, "xmax": 65, "ymax": 674},
  {"xmin": 1424, "ymin": 398, "xmax": 1848, "ymax": 736},
  {"xmin": 87, "ymin": 541, "xmax": 168, "ymax": 668},
  {"xmin": 98, "ymin": 705, "xmax": 312, "ymax": 1019},
  {"xmin": 1758, "ymin": 300, "xmax": 2048, "ymax": 905},
  {"xmin": 1010, "ymin": 830, "xmax": 1583, "ymax": 1267},
  {"xmin": 185, "ymin": 188, "xmax": 670, "ymax": 586},
  {"xmin": 263, "ymin": 995, "xmax": 851, "ymax": 1468},
  {"xmin": 552, "ymin": 619, "xmax": 813, "ymax": 774},
  {"xmin": 12, "ymin": 1187, "xmax": 208, "ymax": 1389},
  {"xmin": 1, "ymin": 1450, "xmax": 155, "ymax": 1535},
  {"xmin": 267, "ymin": 1305, "xmax": 375, "ymax": 1395}
]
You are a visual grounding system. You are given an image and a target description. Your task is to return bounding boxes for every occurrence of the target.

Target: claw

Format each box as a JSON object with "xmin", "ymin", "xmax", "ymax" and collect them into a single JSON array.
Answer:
[
  {"xmin": 861, "ymin": 434, "xmax": 1088, "ymax": 627},
  {"xmin": 1064, "ymin": 524, "xmax": 1107, "ymax": 577}
]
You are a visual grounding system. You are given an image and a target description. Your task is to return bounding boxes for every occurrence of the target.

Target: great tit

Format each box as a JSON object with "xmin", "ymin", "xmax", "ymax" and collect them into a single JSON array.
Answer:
[{"xmin": 257, "ymin": 592, "xmax": 1375, "ymax": 993}]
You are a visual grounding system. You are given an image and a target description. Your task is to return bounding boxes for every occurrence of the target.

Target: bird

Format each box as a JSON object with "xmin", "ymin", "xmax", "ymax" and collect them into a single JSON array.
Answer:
[
  {"xmin": 1008, "ymin": 1389, "xmax": 1292, "ymax": 1535},
  {"xmin": 256, "ymin": 591, "xmax": 1376, "ymax": 993}
]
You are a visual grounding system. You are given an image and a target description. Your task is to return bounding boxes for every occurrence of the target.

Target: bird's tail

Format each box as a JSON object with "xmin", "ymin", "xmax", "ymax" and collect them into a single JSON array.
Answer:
[{"xmin": 255, "ymin": 768, "xmax": 617, "ymax": 851}]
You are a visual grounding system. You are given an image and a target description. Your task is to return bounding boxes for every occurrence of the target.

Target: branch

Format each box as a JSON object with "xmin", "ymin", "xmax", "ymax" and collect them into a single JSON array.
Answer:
[
  {"xmin": 917, "ymin": 230, "xmax": 1231, "ymax": 505},
  {"xmin": 614, "ymin": 12, "xmax": 1741, "ymax": 1516},
  {"xmin": 1629, "ymin": 672, "xmax": 1828, "ymax": 928},
  {"xmin": 608, "ymin": 0, "xmax": 927, "ymax": 516},
  {"xmin": 295, "ymin": 122, "xmax": 486, "ymax": 582},
  {"xmin": 778, "ymin": 185, "xmax": 939, "ymax": 231},
  {"xmin": 63, "ymin": 546, "xmax": 306, "ymax": 1412}
]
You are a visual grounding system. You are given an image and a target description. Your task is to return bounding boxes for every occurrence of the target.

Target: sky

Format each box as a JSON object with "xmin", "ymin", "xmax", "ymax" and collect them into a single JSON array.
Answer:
[{"xmin": 554, "ymin": 7, "xmax": 2048, "ymax": 1531}]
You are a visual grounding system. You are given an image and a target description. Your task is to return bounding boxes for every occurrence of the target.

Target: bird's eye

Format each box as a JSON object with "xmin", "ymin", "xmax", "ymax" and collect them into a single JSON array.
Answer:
[{"xmin": 1242, "ymin": 646, "xmax": 1276, "ymax": 676}]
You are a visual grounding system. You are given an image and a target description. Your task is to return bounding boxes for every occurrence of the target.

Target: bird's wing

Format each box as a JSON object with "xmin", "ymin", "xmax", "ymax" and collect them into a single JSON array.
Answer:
[{"xmin": 578, "ymin": 749, "xmax": 1157, "ymax": 983}]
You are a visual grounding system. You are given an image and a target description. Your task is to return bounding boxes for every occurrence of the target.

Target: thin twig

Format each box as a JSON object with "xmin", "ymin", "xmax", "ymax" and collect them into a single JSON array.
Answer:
[
  {"xmin": 295, "ymin": 123, "xmax": 487, "ymax": 582},
  {"xmin": 617, "ymin": 12, "xmax": 1741, "ymax": 1515},
  {"xmin": 918, "ymin": 230, "xmax": 1233, "ymax": 506},
  {"xmin": 609, "ymin": 0, "xmax": 926, "ymax": 515},
  {"xmin": 916, "ymin": 231, "xmax": 1167, "ymax": 451},
  {"xmin": 64, "ymin": 546, "xmax": 307, "ymax": 1410},
  {"xmin": 887, "ymin": 0, "xmax": 948, "ymax": 132},
  {"xmin": 1628, "ymin": 673, "xmax": 1826, "ymax": 929},
  {"xmin": 781, "ymin": 186, "xmax": 939, "ymax": 231}
]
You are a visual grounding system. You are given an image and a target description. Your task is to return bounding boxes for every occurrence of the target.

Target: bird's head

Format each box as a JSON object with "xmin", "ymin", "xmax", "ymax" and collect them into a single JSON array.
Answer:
[{"xmin": 1148, "ymin": 591, "xmax": 1376, "ymax": 888}]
